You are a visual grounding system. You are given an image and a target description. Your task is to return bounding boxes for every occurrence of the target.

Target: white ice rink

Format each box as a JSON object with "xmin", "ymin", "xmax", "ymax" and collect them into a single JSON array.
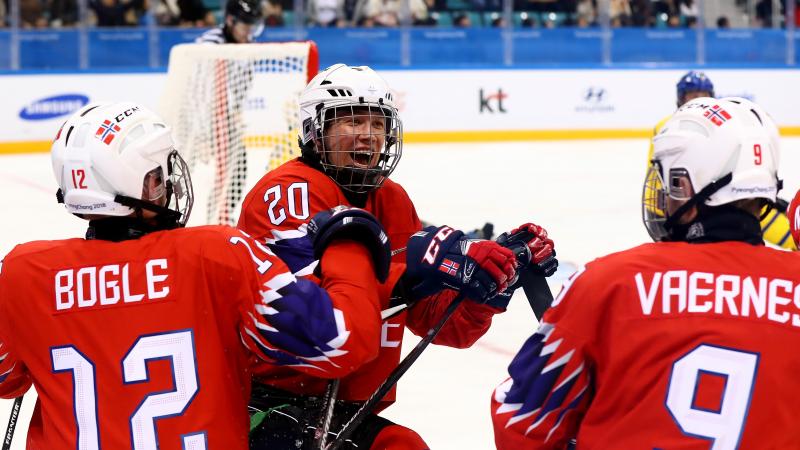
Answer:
[{"xmin": 1, "ymin": 138, "xmax": 799, "ymax": 449}]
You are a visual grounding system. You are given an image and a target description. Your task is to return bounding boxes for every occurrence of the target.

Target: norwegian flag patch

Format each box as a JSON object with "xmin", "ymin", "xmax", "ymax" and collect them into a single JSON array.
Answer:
[
  {"xmin": 95, "ymin": 119, "xmax": 121, "ymax": 145},
  {"xmin": 438, "ymin": 258, "xmax": 460, "ymax": 276},
  {"xmin": 704, "ymin": 105, "xmax": 732, "ymax": 127}
]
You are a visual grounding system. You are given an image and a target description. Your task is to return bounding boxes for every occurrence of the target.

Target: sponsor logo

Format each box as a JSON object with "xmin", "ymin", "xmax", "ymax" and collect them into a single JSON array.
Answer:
[
  {"xmin": 575, "ymin": 87, "xmax": 614, "ymax": 113},
  {"xmin": 479, "ymin": 88, "xmax": 508, "ymax": 113},
  {"xmin": 584, "ymin": 86, "xmax": 606, "ymax": 102},
  {"xmin": 19, "ymin": 94, "xmax": 89, "ymax": 121}
]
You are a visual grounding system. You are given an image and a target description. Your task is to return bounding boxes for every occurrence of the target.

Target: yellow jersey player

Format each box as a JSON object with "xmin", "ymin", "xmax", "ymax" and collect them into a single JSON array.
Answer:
[{"xmin": 646, "ymin": 71, "xmax": 795, "ymax": 249}]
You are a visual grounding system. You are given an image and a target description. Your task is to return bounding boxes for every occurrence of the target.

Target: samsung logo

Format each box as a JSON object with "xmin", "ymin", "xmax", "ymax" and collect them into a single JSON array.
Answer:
[{"xmin": 19, "ymin": 94, "xmax": 89, "ymax": 120}]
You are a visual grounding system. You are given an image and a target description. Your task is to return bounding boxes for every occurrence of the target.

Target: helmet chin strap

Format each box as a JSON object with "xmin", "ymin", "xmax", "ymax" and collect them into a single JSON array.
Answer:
[
  {"xmin": 113, "ymin": 194, "xmax": 183, "ymax": 225},
  {"xmin": 663, "ymin": 172, "xmax": 733, "ymax": 240}
]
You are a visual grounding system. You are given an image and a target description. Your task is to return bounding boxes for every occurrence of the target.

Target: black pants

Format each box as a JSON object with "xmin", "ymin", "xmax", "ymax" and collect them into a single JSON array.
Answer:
[{"xmin": 249, "ymin": 384, "xmax": 396, "ymax": 450}]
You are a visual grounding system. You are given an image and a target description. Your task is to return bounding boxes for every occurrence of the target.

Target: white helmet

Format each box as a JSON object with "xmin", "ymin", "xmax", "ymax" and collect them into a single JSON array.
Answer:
[
  {"xmin": 298, "ymin": 64, "xmax": 402, "ymax": 194},
  {"xmin": 643, "ymin": 97, "xmax": 781, "ymax": 241},
  {"xmin": 724, "ymin": 96, "xmax": 781, "ymax": 156},
  {"xmin": 51, "ymin": 101, "xmax": 193, "ymax": 227}
]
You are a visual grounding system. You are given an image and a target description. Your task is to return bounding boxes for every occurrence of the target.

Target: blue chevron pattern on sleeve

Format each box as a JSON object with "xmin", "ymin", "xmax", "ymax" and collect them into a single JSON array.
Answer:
[
  {"xmin": 265, "ymin": 225, "xmax": 317, "ymax": 276},
  {"xmin": 495, "ymin": 322, "xmax": 589, "ymax": 441},
  {"xmin": 244, "ymin": 272, "xmax": 349, "ymax": 372}
]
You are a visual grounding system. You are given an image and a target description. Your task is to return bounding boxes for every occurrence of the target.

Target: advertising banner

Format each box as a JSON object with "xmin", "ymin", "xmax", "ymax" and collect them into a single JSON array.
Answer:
[{"xmin": 2, "ymin": 69, "xmax": 798, "ymax": 152}]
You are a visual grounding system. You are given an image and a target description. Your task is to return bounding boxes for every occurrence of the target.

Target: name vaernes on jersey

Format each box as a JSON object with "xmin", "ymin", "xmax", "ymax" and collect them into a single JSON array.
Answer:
[
  {"xmin": 636, "ymin": 271, "xmax": 800, "ymax": 325},
  {"xmin": 54, "ymin": 258, "xmax": 170, "ymax": 312}
]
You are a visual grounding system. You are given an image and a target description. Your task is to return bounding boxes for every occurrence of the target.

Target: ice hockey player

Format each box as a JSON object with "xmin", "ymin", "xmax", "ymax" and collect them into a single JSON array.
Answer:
[
  {"xmin": 196, "ymin": 0, "xmax": 264, "ymax": 44},
  {"xmin": 237, "ymin": 63, "xmax": 558, "ymax": 449},
  {"xmin": 491, "ymin": 98, "xmax": 800, "ymax": 450},
  {"xmin": 0, "ymin": 101, "xmax": 395, "ymax": 450},
  {"xmin": 646, "ymin": 71, "xmax": 795, "ymax": 249},
  {"xmin": 492, "ymin": 97, "xmax": 800, "ymax": 448}
]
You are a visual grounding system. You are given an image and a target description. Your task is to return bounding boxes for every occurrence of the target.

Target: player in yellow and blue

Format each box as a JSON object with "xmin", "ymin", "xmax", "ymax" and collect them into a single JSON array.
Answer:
[{"xmin": 645, "ymin": 71, "xmax": 795, "ymax": 249}]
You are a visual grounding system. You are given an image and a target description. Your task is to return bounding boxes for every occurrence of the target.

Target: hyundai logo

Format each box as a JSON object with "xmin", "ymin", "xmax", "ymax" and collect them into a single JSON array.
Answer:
[
  {"xmin": 583, "ymin": 87, "xmax": 606, "ymax": 103},
  {"xmin": 19, "ymin": 94, "xmax": 90, "ymax": 121}
]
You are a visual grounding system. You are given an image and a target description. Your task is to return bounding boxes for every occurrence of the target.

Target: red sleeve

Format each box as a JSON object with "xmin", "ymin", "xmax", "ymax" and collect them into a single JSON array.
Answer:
[
  {"xmin": 223, "ymin": 228, "xmax": 380, "ymax": 379},
  {"xmin": 0, "ymin": 254, "xmax": 33, "ymax": 398},
  {"xmin": 317, "ymin": 240, "xmax": 383, "ymax": 368},
  {"xmin": 405, "ymin": 289, "xmax": 502, "ymax": 348},
  {"xmin": 491, "ymin": 266, "xmax": 595, "ymax": 449}
]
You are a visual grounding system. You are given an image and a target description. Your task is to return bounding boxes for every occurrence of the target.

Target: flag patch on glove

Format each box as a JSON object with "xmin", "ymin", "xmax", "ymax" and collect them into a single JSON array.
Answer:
[{"xmin": 439, "ymin": 258, "xmax": 460, "ymax": 276}]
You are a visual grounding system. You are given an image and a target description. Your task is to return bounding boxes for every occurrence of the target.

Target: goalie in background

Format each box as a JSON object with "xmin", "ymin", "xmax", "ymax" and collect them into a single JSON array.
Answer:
[
  {"xmin": 237, "ymin": 63, "xmax": 558, "ymax": 449},
  {"xmin": 492, "ymin": 97, "xmax": 800, "ymax": 449},
  {"xmin": 191, "ymin": 0, "xmax": 264, "ymax": 225},
  {"xmin": 0, "ymin": 101, "xmax": 394, "ymax": 449},
  {"xmin": 646, "ymin": 70, "xmax": 795, "ymax": 250},
  {"xmin": 196, "ymin": 0, "xmax": 264, "ymax": 44}
]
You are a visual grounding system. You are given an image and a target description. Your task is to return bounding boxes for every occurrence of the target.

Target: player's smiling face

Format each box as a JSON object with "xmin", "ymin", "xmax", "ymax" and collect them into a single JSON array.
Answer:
[{"xmin": 323, "ymin": 106, "xmax": 386, "ymax": 169}]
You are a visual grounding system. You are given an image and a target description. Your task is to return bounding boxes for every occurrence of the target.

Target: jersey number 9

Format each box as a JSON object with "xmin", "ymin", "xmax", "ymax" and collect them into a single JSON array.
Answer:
[{"xmin": 665, "ymin": 344, "xmax": 759, "ymax": 450}]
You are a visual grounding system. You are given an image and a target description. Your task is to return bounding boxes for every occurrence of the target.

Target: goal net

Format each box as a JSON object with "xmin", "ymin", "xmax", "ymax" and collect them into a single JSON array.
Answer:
[{"xmin": 160, "ymin": 41, "xmax": 319, "ymax": 226}]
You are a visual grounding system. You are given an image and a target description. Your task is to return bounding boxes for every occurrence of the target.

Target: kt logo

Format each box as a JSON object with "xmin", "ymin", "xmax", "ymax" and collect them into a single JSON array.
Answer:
[{"xmin": 479, "ymin": 88, "xmax": 508, "ymax": 113}]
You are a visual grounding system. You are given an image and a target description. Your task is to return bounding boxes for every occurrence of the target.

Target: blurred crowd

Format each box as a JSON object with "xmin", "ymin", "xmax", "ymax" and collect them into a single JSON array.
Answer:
[{"xmin": 1, "ymin": 0, "xmax": 799, "ymax": 29}]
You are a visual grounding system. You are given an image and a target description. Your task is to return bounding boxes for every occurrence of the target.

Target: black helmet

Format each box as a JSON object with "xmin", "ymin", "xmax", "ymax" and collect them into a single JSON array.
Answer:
[{"xmin": 225, "ymin": 0, "xmax": 262, "ymax": 24}]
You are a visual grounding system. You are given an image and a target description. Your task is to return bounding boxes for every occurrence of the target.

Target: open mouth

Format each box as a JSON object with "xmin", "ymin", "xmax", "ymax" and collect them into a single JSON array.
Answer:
[{"xmin": 352, "ymin": 150, "xmax": 374, "ymax": 167}]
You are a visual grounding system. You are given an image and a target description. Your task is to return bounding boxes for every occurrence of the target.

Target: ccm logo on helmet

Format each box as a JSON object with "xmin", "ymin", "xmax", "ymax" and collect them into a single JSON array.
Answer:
[
  {"xmin": 95, "ymin": 107, "xmax": 141, "ymax": 145},
  {"xmin": 422, "ymin": 226, "xmax": 456, "ymax": 265},
  {"xmin": 114, "ymin": 106, "xmax": 140, "ymax": 123}
]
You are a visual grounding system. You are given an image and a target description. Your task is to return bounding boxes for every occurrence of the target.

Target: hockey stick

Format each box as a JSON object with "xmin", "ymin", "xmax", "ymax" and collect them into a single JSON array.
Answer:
[
  {"xmin": 311, "ymin": 379, "xmax": 340, "ymax": 450},
  {"xmin": 2, "ymin": 396, "xmax": 23, "ymax": 450},
  {"xmin": 518, "ymin": 265, "xmax": 554, "ymax": 321},
  {"xmin": 326, "ymin": 292, "xmax": 468, "ymax": 450}
]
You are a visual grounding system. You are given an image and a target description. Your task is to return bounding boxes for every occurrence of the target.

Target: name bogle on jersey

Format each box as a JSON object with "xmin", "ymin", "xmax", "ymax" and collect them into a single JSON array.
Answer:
[{"xmin": 54, "ymin": 258, "xmax": 170, "ymax": 312}]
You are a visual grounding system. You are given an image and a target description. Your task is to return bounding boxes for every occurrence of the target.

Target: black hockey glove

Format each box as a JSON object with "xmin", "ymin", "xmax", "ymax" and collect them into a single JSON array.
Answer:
[
  {"xmin": 488, "ymin": 223, "xmax": 558, "ymax": 308},
  {"xmin": 307, "ymin": 206, "xmax": 391, "ymax": 283},
  {"xmin": 496, "ymin": 223, "xmax": 558, "ymax": 277}
]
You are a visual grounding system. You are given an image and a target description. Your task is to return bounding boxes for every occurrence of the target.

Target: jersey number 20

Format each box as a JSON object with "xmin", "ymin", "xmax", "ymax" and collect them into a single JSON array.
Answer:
[
  {"xmin": 51, "ymin": 329, "xmax": 203, "ymax": 450},
  {"xmin": 665, "ymin": 344, "xmax": 759, "ymax": 450}
]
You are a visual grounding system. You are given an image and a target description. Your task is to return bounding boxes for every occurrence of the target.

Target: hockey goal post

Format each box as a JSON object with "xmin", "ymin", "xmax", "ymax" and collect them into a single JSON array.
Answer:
[{"xmin": 160, "ymin": 41, "xmax": 319, "ymax": 226}]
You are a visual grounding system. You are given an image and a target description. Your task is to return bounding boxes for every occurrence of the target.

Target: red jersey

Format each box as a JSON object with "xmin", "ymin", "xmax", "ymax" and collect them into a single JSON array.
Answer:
[
  {"xmin": 238, "ymin": 158, "xmax": 501, "ymax": 403},
  {"xmin": 0, "ymin": 225, "xmax": 381, "ymax": 450},
  {"xmin": 492, "ymin": 241, "xmax": 800, "ymax": 449}
]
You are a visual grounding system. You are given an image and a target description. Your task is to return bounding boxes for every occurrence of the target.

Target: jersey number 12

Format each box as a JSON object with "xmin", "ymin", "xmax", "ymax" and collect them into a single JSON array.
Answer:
[{"xmin": 51, "ymin": 329, "xmax": 203, "ymax": 450}]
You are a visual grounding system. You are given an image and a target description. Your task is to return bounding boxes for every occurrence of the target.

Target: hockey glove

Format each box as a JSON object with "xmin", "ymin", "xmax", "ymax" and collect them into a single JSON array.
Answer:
[
  {"xmin": 496, "ymin": 223, "xmax": 558, "ymax": 277},
  {"xmin": 487, "ymin": 223, "xmax": 558, "ymax": 309},
  {"xmin": 307, "ymin": 206, "xmax": 391, "ymax": 282},
  {"xmin": 404, "ymin": 225, "xmax": 517, "ymax": 302}
]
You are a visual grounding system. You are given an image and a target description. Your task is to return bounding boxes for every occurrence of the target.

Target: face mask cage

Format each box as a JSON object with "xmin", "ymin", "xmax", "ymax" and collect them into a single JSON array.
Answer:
[
  {"xmin": 642, "ymin": 160, "xmax": 670, "ymax": 241},
  {"xmin": 166, "ymin": 150, "xmax": 194, "ymax": 227},
  {"xmin": 643, "ymin": 160, "xmax": 700, "ymax": 241},
  {"xmin": 315, "ymin": 103, "xmax": 403, "ymax": 194}
]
